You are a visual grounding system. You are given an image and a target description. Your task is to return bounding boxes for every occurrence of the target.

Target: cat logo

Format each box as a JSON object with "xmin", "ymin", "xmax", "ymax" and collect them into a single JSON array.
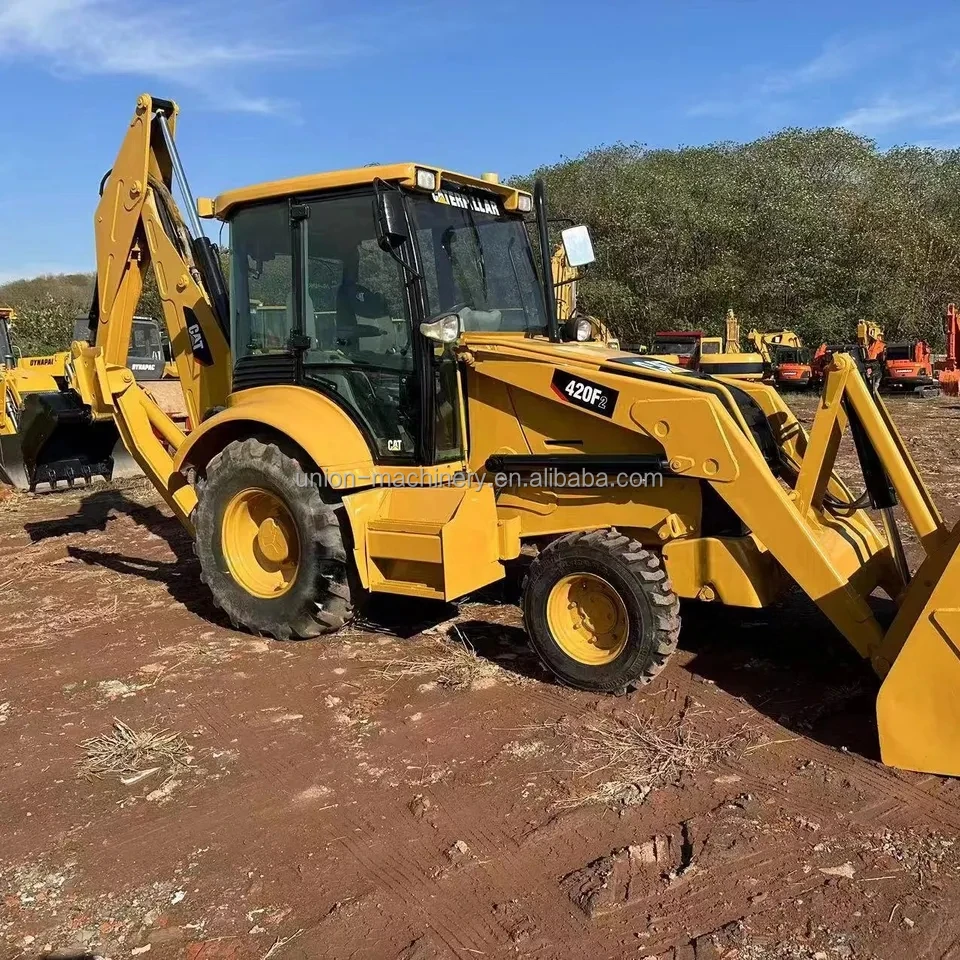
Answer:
[
  {"xmin": 386, "ymin": 439, "xmax": 403, "ymax": 452},
  {"xmin": 184, "ymin": 306, "xmax": 214, "ymax": 365}
]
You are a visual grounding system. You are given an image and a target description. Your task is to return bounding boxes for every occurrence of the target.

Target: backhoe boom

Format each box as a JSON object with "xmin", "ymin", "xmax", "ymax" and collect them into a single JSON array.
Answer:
[{"xmin": 70, "ymin": 94, "xmax": 232, "ymax": 524}]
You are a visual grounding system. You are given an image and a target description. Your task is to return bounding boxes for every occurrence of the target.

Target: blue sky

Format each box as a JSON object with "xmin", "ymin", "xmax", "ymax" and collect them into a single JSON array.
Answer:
[{"xmin": 2, "ymin": 0, "xmax": 959, "ymax": 283}]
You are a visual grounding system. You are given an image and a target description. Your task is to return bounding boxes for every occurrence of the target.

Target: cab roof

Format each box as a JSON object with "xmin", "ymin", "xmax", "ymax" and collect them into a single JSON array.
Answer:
[{"xmin": 200, "ymin": 163, "xmax": 531, "ymax": 220}]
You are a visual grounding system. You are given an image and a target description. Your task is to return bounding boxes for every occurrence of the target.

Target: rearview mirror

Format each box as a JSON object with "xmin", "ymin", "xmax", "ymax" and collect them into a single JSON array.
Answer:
[
  {"xmin": 375, "ymin": 189, "xmax": 409, "ymax": 252},
  {"xmin": 561, "ymin": 224, "xmax": 595, "ymax": 268}
]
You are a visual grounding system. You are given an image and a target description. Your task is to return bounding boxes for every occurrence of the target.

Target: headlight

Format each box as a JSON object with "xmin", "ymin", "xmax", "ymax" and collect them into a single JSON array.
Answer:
[
  {"xmin": 575, "ymin": 318, "xmax": 593, "ymax": 342},
  {"xmin": 517, "ymin": 193, "xmax": 533, "ymax": 213},
  {"xmin": 415, "ymin": 168, "xmax": 437, "ymax": 191},
  {"xmin": 420, "ymin": 312, "xmax": 462, "ymax": 344}
]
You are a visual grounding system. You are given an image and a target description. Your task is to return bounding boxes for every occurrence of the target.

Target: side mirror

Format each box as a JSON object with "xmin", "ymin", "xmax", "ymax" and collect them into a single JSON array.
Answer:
[
  {"xmin": 375, "ymin": 189, "xmax": 410, "ymax": 252},
  {"xmin": 561, "ymin": 224, "xmax": 595, "ymax": 268}
]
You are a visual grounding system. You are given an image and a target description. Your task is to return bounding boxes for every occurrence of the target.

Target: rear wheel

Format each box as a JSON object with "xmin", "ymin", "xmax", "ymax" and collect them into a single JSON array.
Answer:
[
  {"xmin": 522, "ymin": 528, "xmax": 680, "ymax": 692},
  {"xmin": 195, "ymin": 438, "xmax": 354, "ymax": 639}
]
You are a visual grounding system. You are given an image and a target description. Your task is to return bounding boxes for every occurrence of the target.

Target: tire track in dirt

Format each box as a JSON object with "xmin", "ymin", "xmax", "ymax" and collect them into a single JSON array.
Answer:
[
  {"xmin": 410, "ymin": 784, "xmax": 588, "ymax": 945},
  {"xmin": 335, "ymin": 809, "xmax": 503, "ymax": 959}
]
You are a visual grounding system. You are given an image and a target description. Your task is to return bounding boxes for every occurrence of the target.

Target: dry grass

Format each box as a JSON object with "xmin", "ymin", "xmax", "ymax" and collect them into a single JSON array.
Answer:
[
  {"xmin": 0, "ymin": 486, "xmax": 28, "ymax": 511},
  {"xmin": 365, "ymin": 625, "xmax": 523, "ymax": 690},
  {"xmin": 77, "ymin": 718, "xmax": 191, "ymax": 782},
  {"xmin": 553, "ymin": 712, "xmax": 745, "ymax": 808}
]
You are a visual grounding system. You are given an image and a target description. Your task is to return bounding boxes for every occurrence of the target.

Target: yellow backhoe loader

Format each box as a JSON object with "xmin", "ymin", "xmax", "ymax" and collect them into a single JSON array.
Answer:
[{"xmin": 25, "ymin": 94, "xmax": 960, "ymax": 778}]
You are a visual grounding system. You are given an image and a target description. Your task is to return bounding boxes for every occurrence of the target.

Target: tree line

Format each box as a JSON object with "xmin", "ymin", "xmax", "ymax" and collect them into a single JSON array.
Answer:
[
  {"xmin": 0, "ymin": 271, "xmax": 164, "ymax": 356},
  {"xmin": 5, "ymin": 127, "xmax": 960, "ymax": 354},
  {"xmin": 522, "ymin": 128, "xmax": 960, "ymax": 350}
]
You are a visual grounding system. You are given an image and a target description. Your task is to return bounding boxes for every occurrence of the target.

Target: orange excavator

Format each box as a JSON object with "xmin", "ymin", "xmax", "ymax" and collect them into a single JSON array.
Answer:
[
  {"xmin": 881, "ymin": 339, "xmax": 935, "ymax": 394},
  {"xmin": 940, "ymin": 303, "xmax": 960, "ymax": 396}
]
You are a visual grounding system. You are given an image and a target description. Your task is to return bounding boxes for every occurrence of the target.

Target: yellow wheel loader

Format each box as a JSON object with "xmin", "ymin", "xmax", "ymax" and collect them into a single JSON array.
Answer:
[{"xmin": 27, "ymin": 94, "xmax": 960, "ymax": 777}]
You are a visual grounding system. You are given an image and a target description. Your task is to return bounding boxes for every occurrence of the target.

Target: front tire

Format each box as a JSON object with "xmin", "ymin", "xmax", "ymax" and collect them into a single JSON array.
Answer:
[
  {"xmin": 195, "ymin": 438, "xmax": 354, "ymax": 640},
  {"xmin": 522, "ymin": 528, "xmax": 680, "ymax": 692}
]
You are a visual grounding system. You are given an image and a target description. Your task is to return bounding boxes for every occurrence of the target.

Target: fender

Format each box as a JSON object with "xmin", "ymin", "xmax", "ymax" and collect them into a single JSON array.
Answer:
[{"xmin": 173, "ymin": 384, "xmax": 375, "ymax": 479}]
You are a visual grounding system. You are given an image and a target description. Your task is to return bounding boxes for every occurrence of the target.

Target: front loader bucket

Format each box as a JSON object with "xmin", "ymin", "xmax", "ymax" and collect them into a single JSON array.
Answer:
[
  {"xmin": 14, "ymin": 391, "xmax": 125, "ymax": 490},
  {"xmin": 876, "ymin": 521, "xmax": 960, "ymax": 776}
]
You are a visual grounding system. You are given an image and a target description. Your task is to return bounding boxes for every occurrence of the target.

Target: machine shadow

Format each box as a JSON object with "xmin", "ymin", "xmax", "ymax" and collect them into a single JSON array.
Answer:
[
  {"xmin": 678, "ymin": 588, "xmax": 884, "ymax": 764},
  {"xmin": 23, "ymin": 487, "xmax": 227, "ymax": 625},
  {"xmin": 23, "ymin": 488, "xmax": 186, "ymax": 546},
  {"xmin": 356, "ymin": 584, "xmax": 546, "ymax": 683}
]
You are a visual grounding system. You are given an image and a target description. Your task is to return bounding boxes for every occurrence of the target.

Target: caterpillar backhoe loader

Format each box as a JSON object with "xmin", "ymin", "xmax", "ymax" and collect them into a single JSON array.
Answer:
[{"xmin": 27, "ymin": 93, "xmax": 960, "ymax": 777}]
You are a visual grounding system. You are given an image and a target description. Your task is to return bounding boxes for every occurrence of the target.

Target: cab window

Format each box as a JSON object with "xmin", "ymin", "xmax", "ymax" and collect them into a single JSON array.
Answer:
[{"xmin": 301, "ymin": 194, "xmax": 416, "ymax": 460}]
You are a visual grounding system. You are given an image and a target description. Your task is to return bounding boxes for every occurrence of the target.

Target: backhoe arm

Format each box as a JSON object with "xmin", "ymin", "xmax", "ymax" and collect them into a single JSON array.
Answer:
[
  {"xmin": 70, "ymin": 94, "xmax": 233, "ymax": 529},
  {"xmin": 90, "ymin": 94, "xmax": 231, "ymax": 423}
]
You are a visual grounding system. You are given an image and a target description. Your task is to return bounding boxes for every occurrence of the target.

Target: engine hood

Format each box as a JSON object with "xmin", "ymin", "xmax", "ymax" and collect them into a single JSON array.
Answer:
[{"xmin": 458, "ymin": 334, "xmax": 782, "ymax": 471}]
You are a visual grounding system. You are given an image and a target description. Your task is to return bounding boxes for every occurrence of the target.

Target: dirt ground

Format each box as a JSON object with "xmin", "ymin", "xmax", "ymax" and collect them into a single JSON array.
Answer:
[{"xmin": 3, "ymin": 393, "xmax": 960, "ymax": 960}]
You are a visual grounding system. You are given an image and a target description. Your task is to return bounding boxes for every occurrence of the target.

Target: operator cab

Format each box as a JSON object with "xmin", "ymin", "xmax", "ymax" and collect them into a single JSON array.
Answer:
[{"xmin": 224, "ymin": 167, "xmax": 549, "ymax": 467}]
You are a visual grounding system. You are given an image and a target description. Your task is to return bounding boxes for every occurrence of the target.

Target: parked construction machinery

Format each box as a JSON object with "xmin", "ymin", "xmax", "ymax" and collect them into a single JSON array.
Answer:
[
  {"xmin": 812, "ymin": 321, "xmax": 884, "ymax": 389},
  {"xmin": 0, "ymin": 308, "xmax": 171, "ymax": 489},
  {"xmin": 697, "ymin": 310, "xmax": 764, "ymax": 381},
  {"xmin": 941, "ymin": 304, "xmax": 960, "ymax": 396},
  {"xmin": 646, "ymin": 329, "xmax": 702, "ymax": 367},
  {"xmin": 23, "ymin": 93, "xmax": 960, "ymax": 777},
  {"xmin": 746, "ymin": 328, "xmax": 812, "ymax": 389},
  {"xmin": 881, "ymin": 339, "xmax": 935, "ymax": 394}
]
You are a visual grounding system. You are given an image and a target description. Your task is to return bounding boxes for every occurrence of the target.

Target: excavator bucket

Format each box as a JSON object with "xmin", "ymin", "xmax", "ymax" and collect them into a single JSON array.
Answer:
[
  {"xmin": 876, "ymin": 522, "xmax": 960, "ymax": 776},
  {"xmin": 9, "ymin": 392, "xmax": 121, "ymax": 490}
]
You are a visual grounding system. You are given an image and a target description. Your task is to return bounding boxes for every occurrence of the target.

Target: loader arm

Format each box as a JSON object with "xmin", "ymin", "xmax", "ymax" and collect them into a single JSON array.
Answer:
[
  {"xmin": 68, "ymin": 94, "xmax": 231, "ymax": 528},
  {"xmin": 805, "ymin": 353, "xmax": 960, "ymax": 775}
]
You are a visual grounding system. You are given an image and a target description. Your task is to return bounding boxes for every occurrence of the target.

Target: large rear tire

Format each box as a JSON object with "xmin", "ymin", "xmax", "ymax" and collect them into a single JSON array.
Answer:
[
  {"xmin": 522, "ymin": 528, "xmax": 680, "ymax": 692},
  {"xmin": 195, "ymin": 438, "xmax": 354, "ymax": 639}
]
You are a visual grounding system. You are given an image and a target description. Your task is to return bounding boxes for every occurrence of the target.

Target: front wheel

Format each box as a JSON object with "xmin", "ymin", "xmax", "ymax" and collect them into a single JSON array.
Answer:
[
  {"xmin": 522, "ymin": 528, "xmax": 680, "ymax": 693},
  {"xmin": 195, "ymin": 438, "xmax": 354, "ymax": 640}
]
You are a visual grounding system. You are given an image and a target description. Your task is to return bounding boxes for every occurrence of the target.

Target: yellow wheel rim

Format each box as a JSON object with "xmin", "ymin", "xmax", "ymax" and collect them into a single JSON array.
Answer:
[
  {"xmin": 221, "ymin": 487, "xmax": 300, "ymax": 599},
  {"xmin": 546, "ymin": 573, "xmax": 629, "ymax": 665}
]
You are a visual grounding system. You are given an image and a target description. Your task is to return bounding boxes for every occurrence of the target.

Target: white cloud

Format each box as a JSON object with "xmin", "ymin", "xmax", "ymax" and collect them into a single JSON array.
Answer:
[
  {"xmin": 685, "ymin": 32, "xmax": 887, "ymax": 120},
  {"xmin": 838, "ymin": 98, "xmax": 930, "ymax": 132},
  {"xmin": 0, "ymin": 0, "xmax": 351, "ymax": 115},
  {"xmin": 838, "ymin": 97, "xmax": 960, "ymax": 133},
  {"xmin": 761, "ymin": 33, "xmax": 901, "ymax": 94}
]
